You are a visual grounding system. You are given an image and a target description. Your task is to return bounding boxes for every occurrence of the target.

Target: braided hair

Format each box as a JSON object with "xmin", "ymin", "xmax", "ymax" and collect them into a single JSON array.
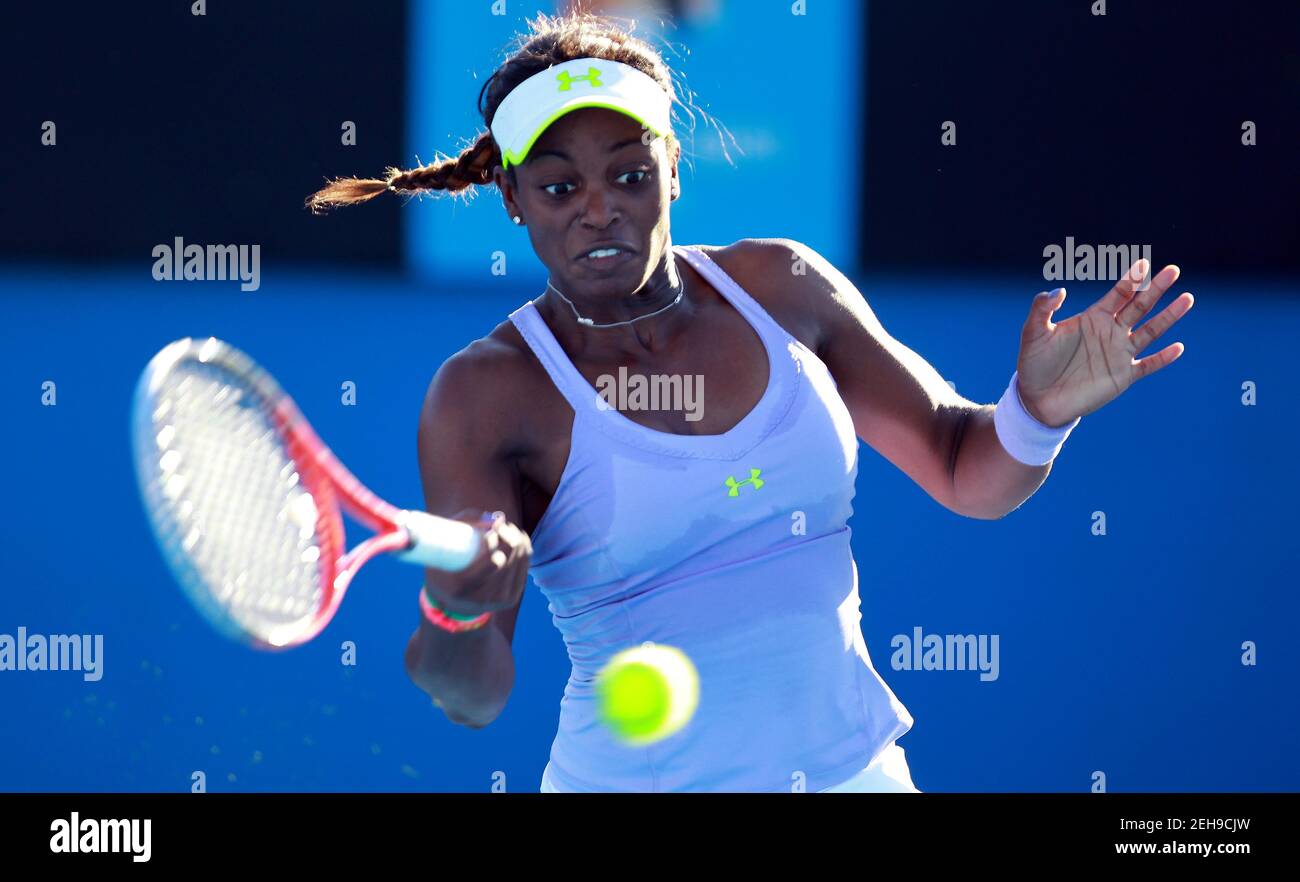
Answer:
[{"xmin": 305, "ymin": 10, "xmax": 694, "ymax": 214}]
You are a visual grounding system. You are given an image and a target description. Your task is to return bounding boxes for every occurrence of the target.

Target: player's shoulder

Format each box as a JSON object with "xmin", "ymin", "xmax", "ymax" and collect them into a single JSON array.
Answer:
[
  {"xmin": 420, "ymin": 315, "xmax": 564, "ymax": 436},
  {"xmin": 432, "ymin": 322, "xmax": 534, "ymax": 387},
  {"xmin": 691, "ymin": 238, "xmax": 831, "ymax": 351},
  {"xmin": 691, "ymin": 237, "xmax": 836, "ymax": 306},
  {"xmin": 692, "ymin": 237, "xmax": 819, "ymax": 277}
]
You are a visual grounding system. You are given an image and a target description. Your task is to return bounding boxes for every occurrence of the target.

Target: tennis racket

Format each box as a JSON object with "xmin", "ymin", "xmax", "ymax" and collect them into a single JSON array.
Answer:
[{"xmin": 130, "ymin": 336, "xmax": 482, "ymax": 650}]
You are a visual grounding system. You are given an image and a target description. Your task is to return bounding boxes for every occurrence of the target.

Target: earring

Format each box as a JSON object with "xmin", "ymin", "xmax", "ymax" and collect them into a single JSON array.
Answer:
[{"xmin": 513, "ymin": 216, "xmax": 523, "ymax": 225}]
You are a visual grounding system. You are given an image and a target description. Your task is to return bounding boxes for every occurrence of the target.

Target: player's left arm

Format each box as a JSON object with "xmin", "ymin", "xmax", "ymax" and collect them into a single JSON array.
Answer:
[{"xmin": 754, "ymin": 238, "xmax": 1050, "ymax": 520}]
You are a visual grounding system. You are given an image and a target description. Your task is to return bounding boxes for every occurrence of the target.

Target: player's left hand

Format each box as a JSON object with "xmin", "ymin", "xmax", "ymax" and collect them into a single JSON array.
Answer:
[{"xmin": 1014, "ymin": 259, "xmax": 1195, "ymax": 427}]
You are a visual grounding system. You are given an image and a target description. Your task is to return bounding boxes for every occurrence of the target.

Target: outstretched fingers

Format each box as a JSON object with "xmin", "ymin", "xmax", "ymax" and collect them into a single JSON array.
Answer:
[
  {"xmin": 1116, "ymin": 264, "xmax": 1181, "ymax": 328},
  {"xmin": 1131, "ymin": 291, "xmax": 1195, "ymax": 352},
  {"xmin": 1134, "ymin": 341, "xmax": 1187, "ymax": 381},
  {"xmin": 1096, "ymin": 259, "xmax": 1151, "ymax": 314}
]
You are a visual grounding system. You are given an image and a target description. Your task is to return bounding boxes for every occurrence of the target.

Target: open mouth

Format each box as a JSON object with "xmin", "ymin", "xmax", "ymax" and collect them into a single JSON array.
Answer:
[{"xmin": 578, "ymin": 246, "xmax": 635, "ymax": 269}]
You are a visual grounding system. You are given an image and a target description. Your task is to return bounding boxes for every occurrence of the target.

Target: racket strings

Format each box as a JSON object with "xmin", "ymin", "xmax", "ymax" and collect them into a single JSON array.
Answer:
[{"xmin": 141, "ymin": 360, "xmax": 327, "ymax": 638}]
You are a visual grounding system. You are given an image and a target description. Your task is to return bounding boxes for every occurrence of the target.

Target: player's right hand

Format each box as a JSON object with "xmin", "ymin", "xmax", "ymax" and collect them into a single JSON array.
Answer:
[{"xmin": 423, "ymin": 509, "xmax": 531, "ymax": 616}]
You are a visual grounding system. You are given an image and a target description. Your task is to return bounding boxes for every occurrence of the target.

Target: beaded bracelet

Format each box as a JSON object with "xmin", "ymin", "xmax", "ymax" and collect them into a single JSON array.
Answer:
[{"xmin": 419, "ymin": 584, "xmax": 492, "ymax": 633}]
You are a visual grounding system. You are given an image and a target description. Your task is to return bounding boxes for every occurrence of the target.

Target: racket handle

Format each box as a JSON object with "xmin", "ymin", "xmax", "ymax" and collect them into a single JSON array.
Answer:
[{"xmin": 394, "ymin": 510, "xmax": 481, "ymax": 572}]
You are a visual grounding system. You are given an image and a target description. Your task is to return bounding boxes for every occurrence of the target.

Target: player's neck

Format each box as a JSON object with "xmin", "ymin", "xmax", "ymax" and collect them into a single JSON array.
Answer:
[{"xmin": 541, "ymin": 252, "xmax": 698, "ymax": 358}]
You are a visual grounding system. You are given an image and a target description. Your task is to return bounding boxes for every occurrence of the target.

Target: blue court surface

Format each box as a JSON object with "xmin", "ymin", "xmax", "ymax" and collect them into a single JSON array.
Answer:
[{"xmin": 1, "ymin": 264, "xmax": 1295, "ymax": 792}]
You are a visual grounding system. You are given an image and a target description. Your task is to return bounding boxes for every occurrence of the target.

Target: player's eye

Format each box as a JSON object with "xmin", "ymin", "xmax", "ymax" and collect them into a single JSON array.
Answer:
[{"xmin": 542, "ymin": 170, "xmax": 648, "ymax": 198}]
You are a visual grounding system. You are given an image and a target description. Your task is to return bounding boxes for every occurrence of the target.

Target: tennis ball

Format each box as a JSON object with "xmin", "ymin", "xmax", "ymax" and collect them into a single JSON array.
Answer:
[{"xmin": 595, "ymin": 643, "xmax": 699, "ymax": 746}]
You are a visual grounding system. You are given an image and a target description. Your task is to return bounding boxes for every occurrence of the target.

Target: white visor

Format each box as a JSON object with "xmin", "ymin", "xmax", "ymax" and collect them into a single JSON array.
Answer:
[{"xmin": 490, "ymin": 57, "xmax": 673, "ymax": 170}]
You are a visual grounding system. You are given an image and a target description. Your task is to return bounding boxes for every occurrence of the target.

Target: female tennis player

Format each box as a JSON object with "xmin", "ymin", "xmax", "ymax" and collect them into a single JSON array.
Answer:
[{"xmin": 305, "ymin": 12, "xmax": 1193, "ymax": 793}]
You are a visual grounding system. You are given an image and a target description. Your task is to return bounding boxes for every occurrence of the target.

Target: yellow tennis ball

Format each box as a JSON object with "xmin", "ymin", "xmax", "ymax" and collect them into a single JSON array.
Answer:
[{"xmin": 595, "ymin": 643, "xmax": 699, "ymax": 746}]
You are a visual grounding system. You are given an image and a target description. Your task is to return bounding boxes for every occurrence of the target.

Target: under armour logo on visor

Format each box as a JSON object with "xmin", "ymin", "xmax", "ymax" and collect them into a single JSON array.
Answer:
[
  {"xmin": 556, "ymin": 67, "xmax": 603, "ymax": 92},
  {"xmin": 725, "ymin": 468, "xmax": 765, "ymax": 497}
]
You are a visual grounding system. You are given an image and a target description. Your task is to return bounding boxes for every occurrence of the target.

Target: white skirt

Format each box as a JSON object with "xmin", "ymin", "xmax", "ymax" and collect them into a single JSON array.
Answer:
[
  {"xmin": 539, "ymin": 742, "xmax": 920, "ymax": 793},
  {"xmin": 817, "ymin": 742, "xmax": 920, "ymax": 792}
]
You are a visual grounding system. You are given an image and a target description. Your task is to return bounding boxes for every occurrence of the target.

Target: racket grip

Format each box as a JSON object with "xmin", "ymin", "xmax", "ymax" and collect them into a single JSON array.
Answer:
[{"xmin": 393, "ymin": 510, "xmax": 481, "ymax": 572}]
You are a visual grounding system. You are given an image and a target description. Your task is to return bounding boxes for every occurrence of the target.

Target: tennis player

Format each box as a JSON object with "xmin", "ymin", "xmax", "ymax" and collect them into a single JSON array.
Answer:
[{"xmin": 306, "ymin": 12, "xmax": 1193, "ymax": 793}]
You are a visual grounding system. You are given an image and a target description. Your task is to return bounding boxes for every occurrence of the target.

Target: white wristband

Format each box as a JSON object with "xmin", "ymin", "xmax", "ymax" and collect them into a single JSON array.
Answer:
[{"xmin": 993, "ymin": 371, "xmax": 1080, "ymax": 466}]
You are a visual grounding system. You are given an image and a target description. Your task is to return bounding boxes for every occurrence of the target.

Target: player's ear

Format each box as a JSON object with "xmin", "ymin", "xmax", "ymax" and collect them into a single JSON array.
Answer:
[
  {"xmin": 668, "ymin": 142, "xmax": 681, "ymax": 201},
  {"xmin": 494, "ymin": 166, "xmax": 522, "ymax": 222}
]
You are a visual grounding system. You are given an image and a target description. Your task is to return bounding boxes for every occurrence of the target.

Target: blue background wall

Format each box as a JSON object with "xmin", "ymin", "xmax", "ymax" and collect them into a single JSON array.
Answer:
[{"xmin": 406, "ymin": 0, "xmax": 862, "ymax": 277}]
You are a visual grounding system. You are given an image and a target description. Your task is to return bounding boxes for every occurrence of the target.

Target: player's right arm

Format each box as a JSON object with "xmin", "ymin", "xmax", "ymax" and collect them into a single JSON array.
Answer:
[{"xmin": 403, "ymin": 339, "xmax": 533, "ymax": 729}]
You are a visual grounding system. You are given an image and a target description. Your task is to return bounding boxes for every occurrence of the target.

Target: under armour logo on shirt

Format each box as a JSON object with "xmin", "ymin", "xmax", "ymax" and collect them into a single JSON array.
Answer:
[{"xmin": 725, "ymin": 468, "xmax": 765, "ymax": 497}]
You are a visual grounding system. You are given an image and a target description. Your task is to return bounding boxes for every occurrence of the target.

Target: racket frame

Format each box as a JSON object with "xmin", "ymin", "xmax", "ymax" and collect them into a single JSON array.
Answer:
[{"xmin": 133, "ymin": 337, "xmax": 480, "ymax": 650}]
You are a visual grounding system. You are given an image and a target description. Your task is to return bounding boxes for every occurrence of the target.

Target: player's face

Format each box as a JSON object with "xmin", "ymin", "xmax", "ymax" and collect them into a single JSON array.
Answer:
[{"xmin": 499, "ymin": 107, "xmax": 680, "ymax": 300}]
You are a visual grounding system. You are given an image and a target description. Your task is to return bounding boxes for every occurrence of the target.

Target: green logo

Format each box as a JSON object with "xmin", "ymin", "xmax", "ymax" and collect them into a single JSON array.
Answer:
[
  {"xmin": 556, "ymin": 67, "xmax": 603, "ymax": 92},
  {"xmin": 725, "ymin": 468, "xmax": 765, "ymax": 497}
]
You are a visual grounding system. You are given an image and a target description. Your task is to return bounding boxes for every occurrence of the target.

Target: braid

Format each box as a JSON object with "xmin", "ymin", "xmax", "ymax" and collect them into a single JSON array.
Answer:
[
  {"xmin": 389, "ymin": 132, "xmax": 499, "ymax": 194},
  {"xmin": 305, "ymin": 132, "xmax": 500, "ymax": 214},
  {"xmin": 305, "ymin": 10, "xmax": 705, "ymax": 215}
]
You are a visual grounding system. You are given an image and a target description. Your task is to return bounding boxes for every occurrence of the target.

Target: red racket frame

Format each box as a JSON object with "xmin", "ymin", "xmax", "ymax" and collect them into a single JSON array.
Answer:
[
  {"xmin": 135, "ymin": 337, "xmax": 483, "ymax": 651},
  {"xmin": 267, "ymin": 396, "xmax": 428, "ymax": 647}
]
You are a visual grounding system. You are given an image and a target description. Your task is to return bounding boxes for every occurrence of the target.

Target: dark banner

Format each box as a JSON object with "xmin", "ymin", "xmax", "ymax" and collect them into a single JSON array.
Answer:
[{"xmin": 0, "ymin": 793, "xmax": 1286, "ymax": 865}]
